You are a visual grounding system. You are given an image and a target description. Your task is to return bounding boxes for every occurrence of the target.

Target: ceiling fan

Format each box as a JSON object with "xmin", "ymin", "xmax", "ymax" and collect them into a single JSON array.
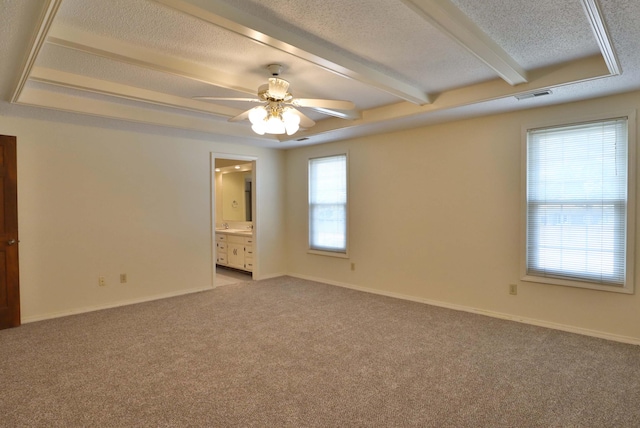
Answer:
[{"xmin": 194, "ymin": 64, "xmax": 356, "ymax": 136}]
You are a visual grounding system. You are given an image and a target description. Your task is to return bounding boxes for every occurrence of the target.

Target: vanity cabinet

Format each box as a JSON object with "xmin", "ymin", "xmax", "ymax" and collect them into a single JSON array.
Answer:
[
  {"xmin": 216, "ymin": 232, "xmax": 253, "ymax": 272},
  {"xmin": 227, "ymin": 241, "xmax": 245, "ymax": 270},
  {"xmin": 215, "ymin": 234, "xmax": 228, "ymax": 265}
]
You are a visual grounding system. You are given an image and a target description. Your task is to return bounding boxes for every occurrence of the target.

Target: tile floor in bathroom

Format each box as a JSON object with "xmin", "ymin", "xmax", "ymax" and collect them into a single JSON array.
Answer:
[{"xmin": 215, "ymin": 266, "xmax": 253, "ymax": 287}]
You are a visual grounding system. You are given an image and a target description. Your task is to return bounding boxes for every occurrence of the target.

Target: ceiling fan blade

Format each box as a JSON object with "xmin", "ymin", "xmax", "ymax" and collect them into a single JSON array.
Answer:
[
  {"xmin": 291, "ymin": 98, "xmax": 355, "ymax": 110},
  {"xmin": 290, "ymin": 108, "xmax": 315, "ymax": 128},
  {"xmin": 193, "ymin": 97, "xmax": 261, "ymax": 102},
  {"xmin": 307, "ymin": 107, "xmax": 361, "ymax": 120},
  {"xmin": 228, "ymin": 108, "xmax": 252, "ymax": 122}
]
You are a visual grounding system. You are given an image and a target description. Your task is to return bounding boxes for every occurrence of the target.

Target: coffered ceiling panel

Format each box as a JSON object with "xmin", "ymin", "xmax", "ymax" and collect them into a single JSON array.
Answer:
[
  {"xmin": 449, "ymin": 0, "xmax": 600, "ymax": 69},
  {"xmin": 2, "ymin": 0, "xmax": 638, "ymax": 148},
  {"xmin": 56, "ymin": 0, "xmax": 295, "ymax": 72}
]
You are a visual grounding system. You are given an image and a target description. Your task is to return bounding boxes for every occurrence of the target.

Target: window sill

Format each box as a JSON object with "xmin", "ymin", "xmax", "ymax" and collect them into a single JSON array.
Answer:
[
  {"xmin": 308, "ymin": 249, "xmax": 349, "ymax": 259},
  {"xmin": 521, "ymin": 274, "xmax": 634, "ymax": 294}
]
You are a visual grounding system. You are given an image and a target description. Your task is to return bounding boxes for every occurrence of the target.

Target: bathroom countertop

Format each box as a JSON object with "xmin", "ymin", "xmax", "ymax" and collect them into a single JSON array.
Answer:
[{"xmin": 215, "ymin": 229, "xmax": 253, "ymax": 235}]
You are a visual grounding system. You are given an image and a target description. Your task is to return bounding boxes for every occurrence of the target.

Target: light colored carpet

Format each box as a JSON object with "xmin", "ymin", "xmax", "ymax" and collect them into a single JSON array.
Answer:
[{"xmin": 1, "ymin": 276, "xmax": 639, "ymax": 427}]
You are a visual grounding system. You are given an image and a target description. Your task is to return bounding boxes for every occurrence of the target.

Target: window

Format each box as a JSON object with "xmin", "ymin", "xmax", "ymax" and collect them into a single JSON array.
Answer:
[
  {"xmin": 309, "ymin": 154, "xmax": 348, "ymax": 255},
  {"xmin": 523, "ymin": 116, "xmax": 635, "ymax": 293}
]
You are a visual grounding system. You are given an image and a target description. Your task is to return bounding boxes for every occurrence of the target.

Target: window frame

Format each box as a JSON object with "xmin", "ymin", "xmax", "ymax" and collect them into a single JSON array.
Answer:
[
  {"xmin": 520, "ymin": 111, "xmax": 636, "ymax": 294},
  {"xmin": 308, "ymin": 152, "xmax": 349, "ymax": 258}
]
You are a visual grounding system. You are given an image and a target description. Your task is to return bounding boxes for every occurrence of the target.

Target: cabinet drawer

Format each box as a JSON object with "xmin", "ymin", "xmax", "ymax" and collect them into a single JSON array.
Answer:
[
  {"xmin": 244, "ymin": 258, "xmax": 253, "ymax": 271},
  {"xmin": 216, "ymin": 242, "xmax": 227, "ymax": 252},
  {"xmin": 217, "ymin": 253, "xmax": 228, "ymax": 264},
  {"xmin": 216, "ymin": 234, "xmax": 227, "ymax": 242},
  {"xmin": 228, "ymin": 235, "xmax": 245, "ymax": 244},
  {"xmin": 226, "ymin": 234, "xmax": 253, "ymax": 244},
  {"xmin": 245, "ymin": 246, "xmax": 254, "ymax": 257}
]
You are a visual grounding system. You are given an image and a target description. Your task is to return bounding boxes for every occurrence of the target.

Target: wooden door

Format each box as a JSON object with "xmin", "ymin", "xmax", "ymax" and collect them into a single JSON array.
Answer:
[{"xmin": 0, "ymin": 135, "xmax": 20, "ymax": 329}]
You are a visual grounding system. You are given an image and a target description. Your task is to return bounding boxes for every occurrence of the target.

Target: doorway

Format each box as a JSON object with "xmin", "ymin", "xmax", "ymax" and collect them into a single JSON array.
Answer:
[{"xmin": 211, "ymin": 153, "xmax": 257, "ymax": 287}]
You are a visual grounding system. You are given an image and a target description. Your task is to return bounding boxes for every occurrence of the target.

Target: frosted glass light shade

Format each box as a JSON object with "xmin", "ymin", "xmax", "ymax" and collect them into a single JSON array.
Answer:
[
  {"xmin": 282, "ymin": 108, "xmax": 300, "ymax": 135},
  {"xmin": 251, "ymin": 122, "xmax": 266, "ymax": 135},
  {"xmin": 265, "ymin": 115, "xmax": 285, "ymax": 134},
  {"xmin": 248, "ymin": 106, "xmax": 267, "ymax": 124}
]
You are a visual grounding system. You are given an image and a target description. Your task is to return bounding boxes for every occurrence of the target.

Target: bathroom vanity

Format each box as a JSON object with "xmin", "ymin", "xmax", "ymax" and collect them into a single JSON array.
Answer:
[{"xmin": 215, "ymin": 230, "xmax": 254, "ymax": 272}]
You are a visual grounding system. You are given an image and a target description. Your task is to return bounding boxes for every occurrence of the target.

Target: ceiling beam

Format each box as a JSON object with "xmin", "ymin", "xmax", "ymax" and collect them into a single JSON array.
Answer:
[
  {"xmin": 29, "ymin": 67, "xmax": 243, "ymax": 118},
  {"xmin": 580, "ymin": 0, "xmax": 621, "ymax": 75},
  {"xmin": 47, "ymin": 24, "xmax": 258, "ymax": 96},
  {"xmin": 152, "ymin": 0, "xmax": 432, "ymax": 105},
  {"xmin": 400, "ymin": 0, "xmax": 528, "ymax": 86},
  {"xmin": 11, "ymin": 0, "xmax": 63, "ymax": 103}
]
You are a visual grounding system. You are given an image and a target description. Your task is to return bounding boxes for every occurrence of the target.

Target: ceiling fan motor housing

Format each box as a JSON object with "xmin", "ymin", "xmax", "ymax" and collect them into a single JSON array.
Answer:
[
  {"xmin": 258, "ymin": 80, "xmax": 292, "ymax": 102},
  {"xmin": 267, "ymin": 64, "xmax": 283, "ymax": 76}
]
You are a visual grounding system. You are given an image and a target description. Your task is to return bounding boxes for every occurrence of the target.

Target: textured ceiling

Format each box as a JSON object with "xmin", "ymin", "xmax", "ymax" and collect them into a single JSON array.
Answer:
[
  {"xmin": 218, "ymin": 0, "xmax": 500, "ymax": 91},
  {"xmin": 1, "ymin": 0, "xmax": 639, "ymax": 148},
  {"xmin": 449, "ymin": 0, "xmax": 599, "ymax": 69}
]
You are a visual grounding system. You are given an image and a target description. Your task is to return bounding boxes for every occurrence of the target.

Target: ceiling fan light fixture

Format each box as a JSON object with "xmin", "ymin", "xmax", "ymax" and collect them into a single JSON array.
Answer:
[
  {"xmin": 247, "ymin": 104, "xmax": 301, "ymax": 136},
  {"xmin": 200, "ymin": 64, "xmax": 348, "ymax": 137}
]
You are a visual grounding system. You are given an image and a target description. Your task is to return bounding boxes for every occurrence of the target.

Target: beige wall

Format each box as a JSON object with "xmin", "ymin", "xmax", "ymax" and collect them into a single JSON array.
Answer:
[
  {"xmin": 7, "ymin": 89, "xmax": 640, "ymax": 342},
  {"xmin": 285, "ymin": 90, "xmax": 640, "ymax": 343},
  {"xmin": 4, "ymin": 116, "xmax": 285, "ymax": 321}
]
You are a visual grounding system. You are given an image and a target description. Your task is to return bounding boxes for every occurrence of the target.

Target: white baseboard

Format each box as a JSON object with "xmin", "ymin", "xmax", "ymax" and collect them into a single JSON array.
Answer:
[
  {"xmin": 21, "ymin": 270, "xmax": 287, "ymax": 322},
  {"xmin": 253, "ymin": 272, "xmax": 287, "ymax": 281},
  {"xmin": 21, "ymin": 286, "xmax": 214, "ymax": 324},
  {"xmin": 288, "ymin": 273, "xmax": 640, "ymax": 346},
  {"xmin": 22, "ymin": 272, "xmax": 640, "ymax": 346}
]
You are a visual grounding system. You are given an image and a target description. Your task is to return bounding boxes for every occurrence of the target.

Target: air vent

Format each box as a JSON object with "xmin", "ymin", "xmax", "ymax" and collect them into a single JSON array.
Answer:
[{"xmin": 515, "ymin": 90, "xmax": 552, "ymax": 101}]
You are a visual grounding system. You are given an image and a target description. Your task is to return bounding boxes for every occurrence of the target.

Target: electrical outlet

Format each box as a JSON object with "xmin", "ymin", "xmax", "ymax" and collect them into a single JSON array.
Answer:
[
  {"xmin": 99, "ymin": 276, "xmax": 106, "ymax": 287},
  {"xmin": 351, "ymin": 262, "xmax": 356, "ymax": 271},
  {"xmin": 120, "ymin": 273, "xmax": 127, "ymax": 284},
  {"xmin": 509, "ymin": 284, "xmax": 518, "ymax": 295}
]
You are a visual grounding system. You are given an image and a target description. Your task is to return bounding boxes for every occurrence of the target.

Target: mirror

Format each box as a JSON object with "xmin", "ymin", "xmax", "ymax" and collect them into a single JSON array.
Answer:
[{"xmin": 222, "ymin": 170, "xmax": 252, "ymax": 221}]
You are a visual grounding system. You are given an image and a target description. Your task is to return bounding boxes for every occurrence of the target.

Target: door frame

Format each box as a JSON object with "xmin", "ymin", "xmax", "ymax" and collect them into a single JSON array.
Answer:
[{"xmin": 210, "ymin": 152, "xmax": 258, "ymax": 287}]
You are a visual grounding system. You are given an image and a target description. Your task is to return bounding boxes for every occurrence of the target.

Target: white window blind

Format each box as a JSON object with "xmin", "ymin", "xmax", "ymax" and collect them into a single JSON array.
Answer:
[
  {"xmin": 526, "ymin": 117, "xmax": 629, "ymax": 287},
  {"xmin": 309, "ymin": 154, "xmax": 347, "ymax": 253}
]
